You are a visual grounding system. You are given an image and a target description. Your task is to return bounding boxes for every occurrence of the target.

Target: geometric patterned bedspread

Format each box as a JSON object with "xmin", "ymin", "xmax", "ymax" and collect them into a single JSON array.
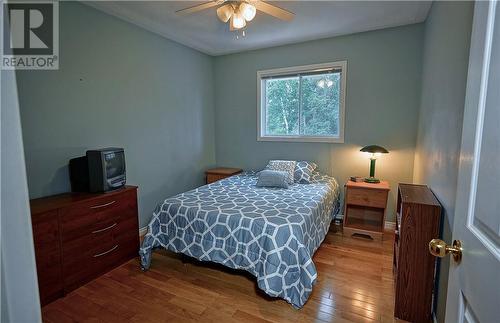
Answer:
[{"xmin": 139, "ymin": 171, "xmax": 340, "ymax": 308}]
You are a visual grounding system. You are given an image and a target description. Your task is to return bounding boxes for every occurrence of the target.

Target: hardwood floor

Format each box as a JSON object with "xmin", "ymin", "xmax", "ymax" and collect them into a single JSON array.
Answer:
[{"xmin": 42, "ymin": 226, "xmax": 405, "ymax": 323}]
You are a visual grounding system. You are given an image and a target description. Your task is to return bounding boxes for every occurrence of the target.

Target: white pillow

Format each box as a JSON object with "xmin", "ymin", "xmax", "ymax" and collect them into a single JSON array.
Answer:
[{"xmin": 266, "ymin": 160, "xmax": 296, "ymax": 184}]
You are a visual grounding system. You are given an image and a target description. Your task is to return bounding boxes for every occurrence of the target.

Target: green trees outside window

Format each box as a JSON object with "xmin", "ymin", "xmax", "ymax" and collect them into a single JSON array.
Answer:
[{"xmin": 264, "ymin": 71, "xmax": 341, "ymax": 137}]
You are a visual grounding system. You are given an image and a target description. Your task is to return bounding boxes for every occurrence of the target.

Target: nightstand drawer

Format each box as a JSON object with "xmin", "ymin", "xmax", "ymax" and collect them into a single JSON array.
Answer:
[
  {"xmin": 347, "ymin": 188, "xmax": 388, "ymax": 208},
  {"xmin": 205, "ymin": 167, "xmax": 242, "ymax": 184},
  {"xmin": 206, "ymin": 173, "xmax": 227, "ymax": 184}
]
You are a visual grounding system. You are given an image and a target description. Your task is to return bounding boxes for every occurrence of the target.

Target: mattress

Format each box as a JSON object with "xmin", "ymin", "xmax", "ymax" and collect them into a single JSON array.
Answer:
[{"xmin": 139, "ymin": 171, "xmax": 340, "ymax": 308}]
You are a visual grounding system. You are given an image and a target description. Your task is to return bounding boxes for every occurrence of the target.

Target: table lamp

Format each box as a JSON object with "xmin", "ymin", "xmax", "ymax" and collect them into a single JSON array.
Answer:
[{"xmin": 360, "ymin": 145, "xmax": 389, "ymax": 183}]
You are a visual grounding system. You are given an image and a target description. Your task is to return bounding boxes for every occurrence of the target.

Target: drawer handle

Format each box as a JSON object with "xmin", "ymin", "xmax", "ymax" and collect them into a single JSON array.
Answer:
[
  {"xmin": 90, "ymin": 200, "xmax": 116, "ymax": 209},
  {"xmin": 93, "ymin": 244, "xmax": 119, "ymax": 258},
  {"xmin": 92, "ymin": 222, "xmax": 117, "ymax": 234}
]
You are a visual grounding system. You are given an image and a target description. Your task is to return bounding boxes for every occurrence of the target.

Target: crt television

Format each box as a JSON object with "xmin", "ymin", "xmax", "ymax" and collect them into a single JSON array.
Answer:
[{"xmin": 69, "ymin": 148, "xmax": 126, "ymax": 193}]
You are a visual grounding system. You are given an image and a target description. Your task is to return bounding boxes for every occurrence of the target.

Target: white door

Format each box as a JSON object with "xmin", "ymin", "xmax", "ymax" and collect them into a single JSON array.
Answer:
[{"xmin": 444, "ymin": 1, "xmax": 500, "ymax": 322}]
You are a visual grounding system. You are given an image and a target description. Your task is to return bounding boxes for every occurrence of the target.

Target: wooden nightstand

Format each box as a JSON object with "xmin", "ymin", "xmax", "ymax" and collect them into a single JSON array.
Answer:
[
  {"xmin": 343, "ymin": 180, "xmax": 390, "ymax": 241},
  {"xmin": 205, "ymin": 167, "xmax": 242, "ymax": 184}
]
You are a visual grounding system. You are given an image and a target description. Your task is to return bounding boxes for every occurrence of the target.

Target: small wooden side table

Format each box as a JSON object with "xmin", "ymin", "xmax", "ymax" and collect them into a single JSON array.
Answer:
[
  {"xmin": 205, "ymin": 167, "xmax": 242, "ymax": 184},
  {"xmin": 343, "ymin": 180, "xmax": 390, "ymax": 241}
]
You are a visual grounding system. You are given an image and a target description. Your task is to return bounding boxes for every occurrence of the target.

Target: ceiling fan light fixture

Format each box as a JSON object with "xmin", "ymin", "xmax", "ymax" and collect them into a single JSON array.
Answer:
[
  {"xmin": 231, "ymin": 11, "xmax": 246, "ymax": 29},
  {"xmin": 216, "ymin": 4, "xmax": 234, "ymax": 23},
  {"xmin": 176, "ymin": 0, "xmax": 295, "ymax": 33},
  {"xmin": 239, "ymin": 2, "xmax": 256, "ymax": 21}
]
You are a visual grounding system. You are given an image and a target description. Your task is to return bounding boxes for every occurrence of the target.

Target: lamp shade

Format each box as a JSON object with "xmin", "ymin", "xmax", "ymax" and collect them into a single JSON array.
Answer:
[
  {"xmin": 231, "ymin": 11, "xmax": 246, "ymax": 29},
  {"xmin": 360, "ymin": 145, "xmax": 389, "ymax": 154},
  {"xmin": 216, "ymin": 4, "xmax": 234, "ymax": 23},
  {"xmin": 239, "ymin": 2, "xmax": 256, "ymax": 21}
]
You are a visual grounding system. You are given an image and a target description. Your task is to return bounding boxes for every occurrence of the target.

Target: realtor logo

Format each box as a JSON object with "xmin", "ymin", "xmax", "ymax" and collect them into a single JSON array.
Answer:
[{"xmin": 2, "ymin": 1, "xmax": 59, "ymax": 69}]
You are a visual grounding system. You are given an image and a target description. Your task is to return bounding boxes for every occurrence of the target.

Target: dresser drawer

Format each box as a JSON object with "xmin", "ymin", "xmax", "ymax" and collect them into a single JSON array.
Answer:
[
  {"xmin": 60, "ymin": 190, "xmax": 137, "ymax": 242},
  {"xmin": 63, "ymin": 236, "xmax": 138, "ymax": 292},
  {"xmin": 62, "ymin": 212, "xmax": 138, "ymax": 260},
  {"xmin": 60, "ymin": 189, "xmax": 139, "ymax": 292},
  {"xmin": 346, "ymin": 188, "xmax": 388, "ymax": 208}
]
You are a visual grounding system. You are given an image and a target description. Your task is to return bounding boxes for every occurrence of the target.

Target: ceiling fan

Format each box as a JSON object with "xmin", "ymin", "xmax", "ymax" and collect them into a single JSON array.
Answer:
[{"xmin": 176, "ymin": 1, "xmax": 294, "ymax": 31}]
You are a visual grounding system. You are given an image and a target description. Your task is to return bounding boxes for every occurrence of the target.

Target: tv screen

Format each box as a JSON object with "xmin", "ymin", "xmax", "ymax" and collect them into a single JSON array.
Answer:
[
  {"xmin": 87, "ymin": 148, "xmax": 126, "ymax": 192},
  {"xmin": 104, "ymin": 151, "xmax": 125, "ymax": 180}
]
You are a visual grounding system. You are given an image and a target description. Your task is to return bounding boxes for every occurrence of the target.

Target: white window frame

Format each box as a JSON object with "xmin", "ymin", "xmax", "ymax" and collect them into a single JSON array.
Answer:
[{"xmin": 257, "ymin": 61, "xmax": 347, "ymax": 143}]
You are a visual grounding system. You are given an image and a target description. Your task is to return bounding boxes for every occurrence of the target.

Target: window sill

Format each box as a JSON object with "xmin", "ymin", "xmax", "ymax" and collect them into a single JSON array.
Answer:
[{"xmin": 257, "ymin": 135, "xmax": 344, "ymax": 143}]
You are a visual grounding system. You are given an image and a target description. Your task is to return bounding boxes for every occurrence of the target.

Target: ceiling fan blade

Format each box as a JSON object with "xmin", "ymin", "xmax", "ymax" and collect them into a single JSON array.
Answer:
[
  {"xmin": 176, "ymin": 1, "xmax": 220, "ymax": 16},
  {"xmin": 253, "ymin": 1, "xmax": 294, "ymax": 21}
]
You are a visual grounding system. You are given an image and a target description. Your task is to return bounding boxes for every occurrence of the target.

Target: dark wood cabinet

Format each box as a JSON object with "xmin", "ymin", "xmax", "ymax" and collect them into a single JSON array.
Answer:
[
  {"xmin": 394, "ymin": 184, "xmax": 441, "ymax": 323},
  {"xmin": 30, "ymin": 186, "xmax": 139, "ymax": 305}
]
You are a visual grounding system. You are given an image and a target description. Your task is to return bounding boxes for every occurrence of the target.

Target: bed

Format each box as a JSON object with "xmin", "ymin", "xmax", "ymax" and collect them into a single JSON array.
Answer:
[{"xmin": 139, "ymin": 171, "xmax": 340, "ymax": 308}]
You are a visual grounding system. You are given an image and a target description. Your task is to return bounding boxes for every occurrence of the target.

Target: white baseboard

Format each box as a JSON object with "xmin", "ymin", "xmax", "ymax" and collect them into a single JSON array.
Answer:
[
  {"xmin": 384, "ymin": 221, "xmax": 396, "ymax": 231},
  {"xmin": 139, "ymin": 226, "xmax": 148, "ymax": 237}
]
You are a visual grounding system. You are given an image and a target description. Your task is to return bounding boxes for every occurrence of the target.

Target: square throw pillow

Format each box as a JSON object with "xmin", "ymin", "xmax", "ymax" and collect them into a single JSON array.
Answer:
[
  {"xmin": 266, "ymin": 160, "xmax": 296, "ymax": 184},
  {"xmin": 256, "ymin": 170, "xmax": 289, "ymax": 188},
  {"xmin": 294, "ymin": 161, "xmax": 318, "ymax": 184}
]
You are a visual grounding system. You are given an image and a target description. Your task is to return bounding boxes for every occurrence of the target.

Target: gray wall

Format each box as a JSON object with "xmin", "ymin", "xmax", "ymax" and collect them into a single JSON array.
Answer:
[
  {"xmin": 412, "ymin": 2, "xmax": 474, "ymax": 322},
  {"xmin": 16, "ymin": 2, "xmax": 216, "ymax": 227},
  {"xmin": 214, "ymin": 24, "xmax": 424, "ymax": 221}
]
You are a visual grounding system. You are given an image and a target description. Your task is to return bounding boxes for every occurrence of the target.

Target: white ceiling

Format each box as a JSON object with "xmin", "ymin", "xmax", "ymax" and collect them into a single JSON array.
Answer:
[{"xmin": 86, "ymin": 1, "xmax": 432, "ymax": 56}]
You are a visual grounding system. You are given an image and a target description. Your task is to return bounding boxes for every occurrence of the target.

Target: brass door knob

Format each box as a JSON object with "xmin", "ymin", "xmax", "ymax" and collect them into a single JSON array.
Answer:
[{"xmin": 429, "ymin": 239, "xmax": 462, "ymax": 263}]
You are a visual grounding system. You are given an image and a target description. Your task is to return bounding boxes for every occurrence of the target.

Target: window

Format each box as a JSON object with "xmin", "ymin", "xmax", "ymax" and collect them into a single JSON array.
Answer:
[{"xmin": 257, "ymin": 61, "xmax": 346, "ymax": 143}]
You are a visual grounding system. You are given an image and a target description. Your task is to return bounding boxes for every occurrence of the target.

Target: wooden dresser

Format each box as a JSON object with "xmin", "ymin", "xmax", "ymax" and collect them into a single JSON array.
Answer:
[
  {"xmin": 30, "ymin": 186, "xmax": 139, "ymax": 305},
  {"xmin": 394, "ymin": 184, "xmax": 441, "ymax": 322}
]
